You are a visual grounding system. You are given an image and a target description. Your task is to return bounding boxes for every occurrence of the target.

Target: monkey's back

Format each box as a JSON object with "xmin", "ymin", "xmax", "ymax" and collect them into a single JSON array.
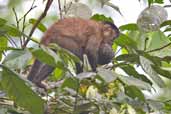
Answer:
[{"xmin": 41, "ymin": 18, "xmax": 103, "ymax": 48}]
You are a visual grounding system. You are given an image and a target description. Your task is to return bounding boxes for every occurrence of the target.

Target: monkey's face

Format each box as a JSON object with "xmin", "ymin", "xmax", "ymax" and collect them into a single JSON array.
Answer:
[{"xmin": 102, "ymin": 23, "xmax": 119, "ymax": 45}]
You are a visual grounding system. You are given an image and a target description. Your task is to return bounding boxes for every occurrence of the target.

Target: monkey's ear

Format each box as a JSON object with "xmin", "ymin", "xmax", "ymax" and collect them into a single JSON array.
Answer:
[{"xmin": 103, "ymin": 22, "xmax": 120, "ymax": 38}]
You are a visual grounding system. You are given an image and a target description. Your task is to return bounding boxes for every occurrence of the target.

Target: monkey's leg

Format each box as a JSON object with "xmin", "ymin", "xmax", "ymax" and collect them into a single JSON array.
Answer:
[
  {"xmin": 66, "ymin": 46, "xmax": 84, "ymax": 74},
  {"xmin": 28, "ymin": 59, "xmax": 42, "ymax": 81},
  {"xmin": 86, "ymin": 52, "xmax": 97, "ymax": 72},
  {"xmin": 28, "ymin": 59, "xmax": 54, "ymax": 88},
  {"xmin": 33, "ymin": 64, "xmax": 54, "ymax": 83},
  {"xmin": 33, "ymin": 64, "xmax": 54, "ymax": 88},
  {"xmin": 85, "ymin": 41, "xmax": 99, "ymax": 72}
]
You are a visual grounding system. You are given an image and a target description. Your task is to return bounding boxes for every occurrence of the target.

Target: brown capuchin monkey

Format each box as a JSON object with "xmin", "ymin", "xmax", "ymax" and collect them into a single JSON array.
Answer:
[{"xmin": 27, "ymin": 18, "xmax": 119, "ymax": 88}]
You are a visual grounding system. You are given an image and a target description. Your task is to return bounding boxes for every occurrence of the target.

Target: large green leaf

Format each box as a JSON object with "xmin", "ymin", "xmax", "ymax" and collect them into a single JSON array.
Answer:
[
  {"xmin": 0, "ymin": 36, "xmax": 8, "ymax": 49},
  {"xmin": 125, "ymin": 85, "xmax": 145, "ymax": 101},
  {"xmin": 118, "ymin": 74, "xmax": 151, "ymax": 90},
  {"xmin": 127, "ymin": 31, "xmax": 146, "ymax": 50},
  {"xmin": 0, "ymin": 35, "xmax": 8, "ymax": 60},
  {"xmin": 103, "ymin": 2, "xmax": 122, "ymax": 15},
  {"xmin": 61, "ymin": 77, "xmax": 78, "ymax": 91},
  {"xmin": 114, "ymin": 33, "xmax": 137, "ymax": 49},
  {"xmin": 140, "ymin": 56, "xmax": 165, "ymax": 87},
  {"xmin": 120, "ymin": 65, "xmax": 152, "ymax": 85},
  {"xmin": 91, "ymin": 14, "xmax": 113, "ymax": 23},
  {"xmin": 152, "ymin": 65, "xmax": 171, "ymax": 80},
  {"xmin": 0, "ymin": 65, "xmax": 44, "ymax": 114},
  {"xmin": 3, "ymin": 50, "xmax": 32, "ymax": 69},
  {"xmin": 160, "ymin": 20, "xmax": 171, "ymax": 28},
  {"xmin": 0, "ymin": 18, "xmax": 7, "ymax": 26},
  {"xmin": 146, "ymin": 31, "xmax": 170, "ymax": 52},
  {"xmin": 115, "ymin": 54, "xmax": 139, "ymax": 63},
  {"xmin": 2, "ymin": 25, "xmax": 21, "ymax": 37},
  {"xmin": 97, "ymin": 68, "xmax": 117, "ymax": 83},
  {"xmin": 147, "ymin": 0, "xmax": 164, "ymax": 6},
  {"xmin": 30, "ymin": 45, "xmax": 63, "ymax": 67},
  {"xmin": 119, "ymin": 23, "xmax": 138, "ymax": 31}
]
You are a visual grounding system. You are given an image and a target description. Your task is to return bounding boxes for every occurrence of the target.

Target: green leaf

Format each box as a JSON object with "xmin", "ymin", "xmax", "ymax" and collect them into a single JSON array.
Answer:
[
  {"xmin": 121, "ymin": 65, "xmax": 152, "ymax": 85},
  {"xmin": 50, "ymin": 67, "xmax": 64, "ymax": 81},
  {"xmin": 146, "ymin": 31, "xmax": 170, "ymax": 52},
  {"xmin": 97, "ymin": 68, "xmax": 117, "ymax": 83},
  {"xmin": 147, "ymin": 100, "xmax": 164, "ymax": 111},
  {"xmin": 164, "ymin": 102, "xmax": 171, "ymax": 111},
  {"xmin": 115, "ymin": 54, "xmax": 139, "ymax": 63},
  {"xmin": 0, "ymin": 36, "xmax": 8, "ymax": 50},
  {"xmin": 160, "ymin": 20, "xmax": 171, "ymax": 28},
  {"xmin": 154, "ymin": 0, "xmax": 164, "ymax": 4},
  {"xmin": 163, "ymin": 27, "xmax": 171, "ymax": 32},
  {"xmin": 3, "ymin": 50, "xmax": 32, "ymax": 69},
  {"xmin": 147, "ymin": 0, "xmax": 164, "ymax": 5},
  {"xmin": 104, "ymin": 2, "xmax": 122, "ymax": 15},
  {"xmin": 0, "ymin": 51, "xmax": 2, "ymax": 61},
  {"xmin": 114, "ymin": 33, "xmax": 137, "ymax": 48},
  {"xmin": 119, "ymin": 23, "xmax": 138, "ymax": 31},
  {"xmin": 77, "ymin": 72, "xmax": 96, "ymax": 80},
  {"xmin": 140, "ymin": 56, "xmax": 165, "ymax": 87},
  {"xmin": 49, "ymin": 43, "xmax": 81, "ymax": 63},
  {"xmin": 59, "ymin": 48, "xmax": 81, "ymax": 63},
  {"xmin": 0, "ymin": 65, "xmax": 44, "ymax": 114},
  {"xmin": 0, "ymin": 47, "xmax": 22, "ymax": 51},
  {"xmin": 0, "ymin": 18, "xmax": 7, "ymax": 26},
  {"xmin": 30, "ymin": 45, "xmax": 63, "ymax": 67},
  {"xmin": 127, "ymin": 31, "xmax": 146, "ymax": 50},
  {"xmin": 61, "ymin": 77, "xmax": 78, "ymax": 90},
  {"xmin": 140, "ymin": 52, "xmax": 162, "ymax": 66},
  {"xmin": 118, "ymin": 74, "xmax": 151, "ymax": 90},
  {"xmin": 29, "ymin": 18, "xmax": 47, "ymax": 32},
  {"xmin": 152, "ymin": 65, "xmax": 171, "ymax": 80},
  {"xmin": 2, "ymin": 25, "xmax": 21, "ymax": 37},
  {"xmin": 148, "ymin": 0, "xmax": 153, "ymax": 6},
  {"xmin": 125, "ymin": 85, "xmax": 145, "ymax": 101},
  {"xmin": 91, "ymin": 14, "xmax": 113, "ymax": 23}
]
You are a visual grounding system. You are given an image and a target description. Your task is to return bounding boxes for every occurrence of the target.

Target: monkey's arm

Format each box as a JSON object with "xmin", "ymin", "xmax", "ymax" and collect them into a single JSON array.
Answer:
[{"xmin": 85, "ymin": 35, "xmax": 102, "ymax": 72}]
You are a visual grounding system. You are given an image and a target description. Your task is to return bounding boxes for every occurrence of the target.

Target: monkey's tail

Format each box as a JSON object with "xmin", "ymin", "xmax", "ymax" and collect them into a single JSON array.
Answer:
[{"xmin": 27, "ymin": 59, "xmax": 54, "ymax": 86}]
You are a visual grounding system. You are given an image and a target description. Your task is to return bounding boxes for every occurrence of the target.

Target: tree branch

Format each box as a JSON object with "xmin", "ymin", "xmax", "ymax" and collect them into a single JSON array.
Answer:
[
  {"xmin": 58, "ymin": 0, "xmax": 63, "ymax": 19},
  {"xmin": 22, "ymin": 0, "xmax": 53, "ymax": 48}
]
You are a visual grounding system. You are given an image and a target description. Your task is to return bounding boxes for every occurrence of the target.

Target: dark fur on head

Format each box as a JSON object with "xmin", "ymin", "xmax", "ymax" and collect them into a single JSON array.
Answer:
[{"xmin": 104, "ymin": 21, "xmax": 120, "ymax": 38}]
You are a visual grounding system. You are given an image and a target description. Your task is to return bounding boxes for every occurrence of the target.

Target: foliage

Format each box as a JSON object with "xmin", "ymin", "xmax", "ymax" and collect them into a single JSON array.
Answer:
[{"xmin": 0, "ymin": 0, "xmax": 171, "ymax": 114}]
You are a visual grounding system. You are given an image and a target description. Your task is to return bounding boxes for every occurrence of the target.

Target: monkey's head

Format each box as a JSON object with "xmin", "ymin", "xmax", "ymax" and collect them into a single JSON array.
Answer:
[
  {"xmin": 102, "ymin": 22, "xmax": 120, "ymax": 45},
  {"xmin": 98, "ymin": 22, "xmax": 119, "ymax": 65}
]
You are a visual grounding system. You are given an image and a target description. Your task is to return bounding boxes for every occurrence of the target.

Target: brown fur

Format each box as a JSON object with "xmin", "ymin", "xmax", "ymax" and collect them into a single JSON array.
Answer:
[{"xmin": 28, "ymin": 18, "xmax": 119, "ymax": 88}]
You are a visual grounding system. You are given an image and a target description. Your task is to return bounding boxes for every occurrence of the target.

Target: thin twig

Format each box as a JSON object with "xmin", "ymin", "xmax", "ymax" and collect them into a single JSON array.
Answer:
[
  {"xmin": 18, "ymin": 0, "xmax": 36, "ymax": 22},
  {"xmin": 22, "ymin": 0, "xmax": 53, "ymax": 48},
  {"xmin": 21, "ymin": 0, "xmax": 37, "ymax": 42},
  {"xmin": 12, "ymin": 1, "xmax": 37, "ymax": 47},
  {"xmin": 58, "ymin": 0, "xmax": 63, "ymax": 19},
  {"xmin": 5, "ymin": 35, "xmax": 18, "ymax": 48},
  {"xmin": 114, "ymin": 47, "xmax": 122, "ymax": 57},
  {"xmin": 12, "ymin": 8, "xmax": 19, "ymax": 28},
  {"xmin": 12, "ymin": 8, "xmax": 22, "ymax": 46},
  {"xmin": 146, "ymin": 42, "xmax": 171, "ymax": 53}
]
